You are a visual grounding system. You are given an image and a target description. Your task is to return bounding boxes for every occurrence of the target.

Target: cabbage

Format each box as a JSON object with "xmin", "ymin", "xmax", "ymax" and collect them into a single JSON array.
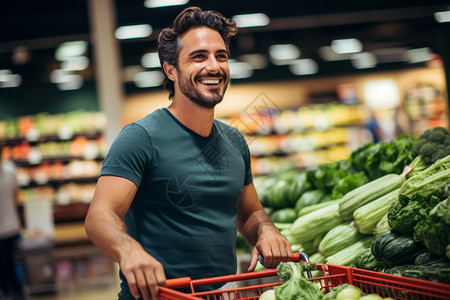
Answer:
[{"xmin": 274, "ymin": 262, "xmax": 323, "ymax": 300}]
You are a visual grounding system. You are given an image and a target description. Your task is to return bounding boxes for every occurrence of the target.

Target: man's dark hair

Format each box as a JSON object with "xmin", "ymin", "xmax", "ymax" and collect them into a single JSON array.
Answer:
[{"xmin": 157, "ymin": 6, "xmax": 237, "ymax": 100}]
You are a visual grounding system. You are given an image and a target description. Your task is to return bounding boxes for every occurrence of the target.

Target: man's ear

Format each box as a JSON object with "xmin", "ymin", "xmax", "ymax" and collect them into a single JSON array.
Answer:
[{"xmin": 163, "ymin": 62, "xmax": 177, "ymax": 81}]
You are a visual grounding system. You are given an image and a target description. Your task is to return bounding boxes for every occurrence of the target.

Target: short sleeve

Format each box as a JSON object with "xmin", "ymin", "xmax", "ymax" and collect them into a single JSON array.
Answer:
[{"xmin": 100, "ymin": 123, "xmax": 153, "ymax": 188}]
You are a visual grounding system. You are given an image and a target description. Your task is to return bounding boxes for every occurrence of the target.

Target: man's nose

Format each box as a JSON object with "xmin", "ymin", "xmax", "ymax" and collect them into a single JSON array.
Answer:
[{"xmin": 206, "ymin": 56, "xmax": 220, "ymax": 73}]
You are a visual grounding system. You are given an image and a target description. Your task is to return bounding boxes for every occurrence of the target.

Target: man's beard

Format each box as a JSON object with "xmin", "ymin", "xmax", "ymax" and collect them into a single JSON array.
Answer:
[{"xmin": 177, "ymin": 70, "xmax": 228, "ymax": 109}]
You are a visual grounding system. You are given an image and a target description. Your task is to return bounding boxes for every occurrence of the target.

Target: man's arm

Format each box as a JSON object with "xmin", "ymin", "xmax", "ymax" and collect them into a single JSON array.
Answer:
[
  {"xmin": 85, "ymin": 175, "xmax": 165, "ymax": 300},
  {"xmin": 236, "ymin": 182, "xmax": 292, "ymax": 271}
]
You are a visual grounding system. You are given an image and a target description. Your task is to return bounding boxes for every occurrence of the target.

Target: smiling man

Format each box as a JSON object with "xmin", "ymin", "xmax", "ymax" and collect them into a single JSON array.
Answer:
[{"xmin": 85, "ymin": 7, "xmax": 292, "ymax": 300}]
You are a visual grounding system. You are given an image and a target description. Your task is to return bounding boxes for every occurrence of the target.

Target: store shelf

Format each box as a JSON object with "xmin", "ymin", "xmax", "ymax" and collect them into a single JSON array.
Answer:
[{"xmin": 18, "ymin": 203, "xmax": 90, "ymax": 224}]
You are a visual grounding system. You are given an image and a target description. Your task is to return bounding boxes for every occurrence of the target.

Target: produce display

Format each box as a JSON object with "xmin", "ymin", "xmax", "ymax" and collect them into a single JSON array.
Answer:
[{"xmin": 250, "ymin": 126, "xmax": 450, "ymax": 286}]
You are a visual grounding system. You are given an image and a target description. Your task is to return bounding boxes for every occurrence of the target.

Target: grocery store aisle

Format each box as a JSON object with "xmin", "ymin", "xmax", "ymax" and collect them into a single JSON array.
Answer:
[{"xmin": 28, "ymin": 285, "xmax": 119, "ymax": 300}]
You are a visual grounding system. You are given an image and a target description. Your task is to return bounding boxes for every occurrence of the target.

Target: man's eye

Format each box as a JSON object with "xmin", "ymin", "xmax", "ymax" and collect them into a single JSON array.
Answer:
[{"xmin": 193, "ymin": 54, "xmax": 205, "ymax": 59}]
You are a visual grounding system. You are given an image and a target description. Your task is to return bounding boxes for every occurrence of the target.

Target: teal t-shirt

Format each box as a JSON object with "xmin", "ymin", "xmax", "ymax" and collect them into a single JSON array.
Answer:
[{"xmin": 100, "ymin": 108, "xmax": 252, "ymax": 297}]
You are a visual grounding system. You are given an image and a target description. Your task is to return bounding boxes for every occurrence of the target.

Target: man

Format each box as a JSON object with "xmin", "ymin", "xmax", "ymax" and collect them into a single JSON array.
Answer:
[{"xmin": 85, "ymin": 7, "xmax": 292, "ymax": 300}]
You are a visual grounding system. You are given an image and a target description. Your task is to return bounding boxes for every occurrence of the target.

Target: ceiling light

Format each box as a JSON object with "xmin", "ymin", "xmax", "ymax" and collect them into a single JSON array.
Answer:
[
  {"xmin": 331, "ymin": 38, "xmax": 362, "ymax": 54},
  {"xmin": 229, "ymin": 60, "xmax": 254, "ymax": 79},
  {"xmin": 134, "ymin": 71, "xmax": 164, "ymax": 87},
  {"xmin": 56, "ymin": 74, "xmax": 84, "ymax": 91},
  {"xmin": 0, "ymin": 69, "xmax": 22, "ymax": 88},
  {"xmin": 351, "ymin": 52, "xmax": 377, "ymax": 69},
  {"xmin": 60, "ymin": 56, "xmax": 89, "ymax": 71},
  {"xmin": 144, "ymin": 0, "xmax": 189, "ymax": 8},
  {"xmin": 289, "ymin": 59, "xmax": 318, "ymax": 75},
  {"xmin": 55, "ymin": 41, "xmax": 88, "ymax": 61},
  {"xmin": 115, "ymin": 24, "xmax": 153, "ymax": 40},
  {"xmin": 434, "ymin": 10, "xmax": 450, "ymax": 23},
  {"xmin": 407, "ymin": 47, "xmax": 432, "ymax": 63},
  {"xmin": 123, "ymin": 65, "xmax": 146, "ymax": 82},
  {"xmin": 269, "ymin": 44, "xmax": 300, "ymax": 65},
  {"xmin": 232, "ymin": 13, "xmax": 270, "ymax": 28},
  {"xmin": 238, "ymin": 54, "xmax": 268, "ymax": 70},
  {"xmin": 364, "ymin": 79, "xmax": 399, "ymax": 109},
  {"xmin": 141, "ymin": 52, "xmax": 161, "ymax": 68}
]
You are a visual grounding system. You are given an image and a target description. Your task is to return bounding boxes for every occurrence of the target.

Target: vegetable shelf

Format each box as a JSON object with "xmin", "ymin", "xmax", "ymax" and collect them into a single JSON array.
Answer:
[{"xmin": 159, "ymin": 263, "xmax": 450, "ymax": 300}]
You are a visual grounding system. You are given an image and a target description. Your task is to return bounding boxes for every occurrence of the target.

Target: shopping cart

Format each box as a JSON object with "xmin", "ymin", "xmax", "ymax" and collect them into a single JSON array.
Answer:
[{"xmin": 159, "ymin": 252, "xmax": 450, "ymax": 300}]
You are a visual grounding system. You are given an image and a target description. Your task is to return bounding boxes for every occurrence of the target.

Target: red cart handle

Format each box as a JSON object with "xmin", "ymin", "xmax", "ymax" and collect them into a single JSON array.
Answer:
[{"xmin": 166, "ymin": 252, "xmax": 310, "ymax": 289}]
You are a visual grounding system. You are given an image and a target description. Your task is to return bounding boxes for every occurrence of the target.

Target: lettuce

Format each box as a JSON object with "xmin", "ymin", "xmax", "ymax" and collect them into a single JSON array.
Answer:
[
  {"xmin": 414, "ymin": 198, "xmax": 450, "ymax": 256},
  {"xmin": 274, "ymin": 262, "xmax": 323, "ymax": 300}
]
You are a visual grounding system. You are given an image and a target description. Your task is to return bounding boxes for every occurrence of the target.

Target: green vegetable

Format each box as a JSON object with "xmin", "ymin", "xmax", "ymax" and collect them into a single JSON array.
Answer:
[
  {"xmin": 359, "ymin": 294, "xmax": 383, "ymax": 300},
  {"xmin": 400, "ymin": 258, "xmax": 450, "ymax": 284},
  {"xmin": 447, "ymin": 244, "xmax": 450, "ymax": 260},
  {"xmin": 271, "ymin": 208, "xmax": 297, "ymax": 223},
  {"xmin": 254, "ymin": 176, "xmax": 276, "ymax": 207},
  {"xmin": 331, "ymin": 171, "xmax": 369, "ymax": 200},
  {"xmin": 373, "ymin": 213, "xmax": 390, "ymax": 235},
  {"xmin": 399, "ymin": 154, "xmax": 450, "ymax": 198},
  {"xmin": 309, "ymin": 252, "xmax": 325, "ymax": 265},
  {"xmin": 351, "ymin": 248, "xmax": 387, "ymax": 271},
  {"xmin": 352, "ymin": 189, "xmax": 400, "ymax": 234},
  {"xmin": 297, "ymin": 199, "xmax": 339, "ymax": 217},
  {"xmin": 259, "ymin": 289, "xmax": 276, "ymax": 300},
  {"xmin": 410, "ymin": 126, "xmax": 450, "ymax": 166},
  {"xmin": 290, "ymin": 203, "xmax": 343, "ymax": 244},
  {"xmin": 414, "ymin": 251, "xmax": 440, "ymax": 265},
  {"xmin": 388, "ymin": 182, "xmax": 449, "ymax": 235},
  {"xmin": 294, "ymin": 189, "xmax": 328, "ymax": 212},
  {"xmin": 335, "ymin": 286, "xmax": 363, "ymax": 300},
  {"xmin": 350, "ymin": 134, "xmax": 417, "ymax": 180},
  {"xmin": 267, "ymin": 178, "xmax": 291, "ymax": 209},
  {"xmin": 413, "ymin": 198, "xmax": 450, "ymax": 256},
  {"xmin": 325, "ymin": 237, "xmax": 374, "ymax": 266},
  {"xmin": 322, "ymin": 284, "xmax": 360, "ymax": 300},
  {"xmin": 371, "ymin": 230, "xmax": 424, "ymax": 265},
  {"xmin": 387, "ymin": 193, "xmax": 441, "ymax": 234},
  {"xmin": 274, "ymin": 262, "xmax": 323, "ymax": 300},
  {"xmin": 382, "ymin": 264, "xmax": 414, "ymax": 276},
  {"xmin": 274, "ymin": 222, "xmax": 292, "ymax": 231},
  {"xmin": 286, "ymin": 172, "xmax": 313, "ymax": 206},
  {"xmin": 298, "ymin": 233, "xmax": 326, "ymax": 255},
  {"xmin": 318, "ymin": 223, "xmax": 364, "ymax": 257},
  {"xmin": 338, "ymin": 174, "xmax": 404, "ymax": 221}
]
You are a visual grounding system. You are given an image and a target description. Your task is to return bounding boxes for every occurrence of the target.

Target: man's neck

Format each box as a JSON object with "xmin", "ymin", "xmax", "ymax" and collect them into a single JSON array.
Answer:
[{"xmin": 167, "ymin": 99, "xmax": 215, "ymax": 137}]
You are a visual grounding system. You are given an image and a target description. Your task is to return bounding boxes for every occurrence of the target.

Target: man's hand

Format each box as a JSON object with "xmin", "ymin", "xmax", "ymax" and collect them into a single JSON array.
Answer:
[
  {"xmin": 247, "ymin": 223, "xmax": 292, "ymax": 271},
  {"xmin": 120, "ymin": 246, "xmax": 166, "ymax": 300}
]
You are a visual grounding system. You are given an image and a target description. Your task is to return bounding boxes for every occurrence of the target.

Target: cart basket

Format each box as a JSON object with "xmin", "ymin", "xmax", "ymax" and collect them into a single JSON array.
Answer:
[{"xmin": 159, "ymin": 253, "xmax": 450, "ymax": 300}]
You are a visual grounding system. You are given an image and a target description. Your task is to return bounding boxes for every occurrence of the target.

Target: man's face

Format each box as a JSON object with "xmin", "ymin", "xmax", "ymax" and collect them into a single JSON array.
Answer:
[{"xmin": 175, "ymin": 26, "xmax": 230, "ymax": 109}]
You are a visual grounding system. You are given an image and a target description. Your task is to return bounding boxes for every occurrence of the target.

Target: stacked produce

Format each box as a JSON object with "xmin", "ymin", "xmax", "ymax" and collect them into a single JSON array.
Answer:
[{"xmin": 252, "ymin": 126, "xmax": 450, "ymax": 285}]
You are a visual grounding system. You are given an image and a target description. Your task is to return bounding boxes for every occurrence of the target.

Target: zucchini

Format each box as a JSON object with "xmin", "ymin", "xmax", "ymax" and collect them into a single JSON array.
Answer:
[
  {"xmin": 325, "ymin": 237, "xmax": 374, "ymax": 266},
  {"xmin": 289, "ymin": 203, "xmax": 343, "ymax": 244},
  {"xmin": 338, "ymin": 174, "xmax": 404, "ymax": 220},
  {"xmin": 373, "ymin": 213, "xmax": 390, "ymax": 235},
  {"xmin": 352, "ymin": 189, "xmax": 400, "ymax": 234},
  {"xmin": 318, "ymin": 223, "xmax": 364, "ymax": 257},
  {"xmin": 297, "ymin": 199, "xmax": 339, "ymax": 217},
  {"xmin": 371, "ymin": 230, "xmax": 425, "ymax": 265}
]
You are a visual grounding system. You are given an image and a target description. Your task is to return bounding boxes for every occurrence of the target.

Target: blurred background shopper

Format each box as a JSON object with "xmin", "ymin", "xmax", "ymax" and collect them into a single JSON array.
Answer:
[{"xmin": 0, "ymin": 143, "xmax": 24, "ymax": 300}]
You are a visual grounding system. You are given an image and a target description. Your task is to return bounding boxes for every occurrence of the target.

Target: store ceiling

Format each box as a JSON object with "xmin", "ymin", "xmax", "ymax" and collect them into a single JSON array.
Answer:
[{"xmin": 1, "ymin": 0, "xmax": 449, "ymax": 93}]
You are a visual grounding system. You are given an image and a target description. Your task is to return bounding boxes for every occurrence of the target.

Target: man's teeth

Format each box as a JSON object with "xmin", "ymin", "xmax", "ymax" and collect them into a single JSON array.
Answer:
[{"xmin": 200, "ymin": 79, "xmax": 220, "ymax": 85}]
